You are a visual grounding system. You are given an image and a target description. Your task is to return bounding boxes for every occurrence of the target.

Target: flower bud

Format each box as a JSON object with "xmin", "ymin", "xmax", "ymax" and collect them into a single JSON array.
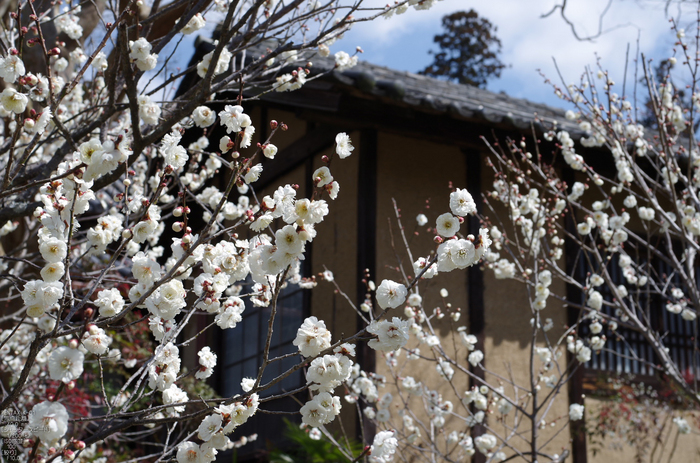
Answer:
[
  {"xmin": 172, "ymin": 222, "xmax": 183, "ymax": 232},
  {"xmin": 68, "ymin": 339, "xmax": 79, "ymax": 349},
  {"xmin": 173, "ymin": 207, "xmax": 183, "ymax": 217}
]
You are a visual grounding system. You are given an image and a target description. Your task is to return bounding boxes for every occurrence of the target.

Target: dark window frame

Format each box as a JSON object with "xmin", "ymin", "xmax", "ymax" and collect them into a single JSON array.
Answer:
[{"xmin": 573, "ymin": 247, "xmax": 700, "ymax": 380}]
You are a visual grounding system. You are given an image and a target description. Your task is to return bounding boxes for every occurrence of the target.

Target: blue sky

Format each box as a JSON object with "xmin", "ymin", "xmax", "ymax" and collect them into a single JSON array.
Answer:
[
  {"xmin": 141, "ymin": 0, "xmax": 698, "ymax": 111},
  {"xmin": 332, "ymin": 0, "xmax": 697, "ymax": 110}
]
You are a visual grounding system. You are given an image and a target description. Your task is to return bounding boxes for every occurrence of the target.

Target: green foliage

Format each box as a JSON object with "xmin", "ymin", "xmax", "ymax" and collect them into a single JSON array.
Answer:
[
  {"xmin": 420, "ymin": 9, "xmax": 506, "ymax": 88},
  {"xmin": 268, "ymin": 419, "xmax": 363, "ymax": 463}
]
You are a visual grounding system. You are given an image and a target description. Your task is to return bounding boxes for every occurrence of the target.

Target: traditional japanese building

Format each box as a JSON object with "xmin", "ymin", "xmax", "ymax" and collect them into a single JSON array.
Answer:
[{"xmin": 178, "ymin": 37, "xmax": 700, "ymax": 463}]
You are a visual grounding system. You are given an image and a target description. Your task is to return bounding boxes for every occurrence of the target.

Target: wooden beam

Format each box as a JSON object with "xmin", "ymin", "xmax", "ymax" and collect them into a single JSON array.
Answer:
[
  {"xmin": 293, "ymin": 96, "xmax": 527, "ymax": 151},
  {"xmin": 563, "ymin": 167, "xmax": 589, "ymax": 463},
  {"xmin": 356, "ymin": 129, "xmax": 378, "ymax": 444},
  {"xmin": 465, "ymin": 147, "xmax": 487, "ymax": 463}
]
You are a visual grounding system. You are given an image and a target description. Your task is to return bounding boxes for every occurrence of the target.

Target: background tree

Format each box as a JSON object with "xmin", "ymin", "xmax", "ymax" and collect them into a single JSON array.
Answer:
[{"xmin": 420, "ymin": 10, "xmax": 506, "ymax": 88}]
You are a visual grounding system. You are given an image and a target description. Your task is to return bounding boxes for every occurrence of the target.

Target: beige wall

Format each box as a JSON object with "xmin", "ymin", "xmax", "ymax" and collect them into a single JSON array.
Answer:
[
  {"xmin": 368, "ymin": 132, "xmax": 574, "ymax": 460},
  {"xmin": 373, "ymin": 131, "xmax": 474, "ymax": 454},
  {"xmin": 309, "ymin": 132, "xmax": 361, "ymax": 438},
  {"xmin": 585, "ymin": 396, "xmax": 700, "ymax": 462}
]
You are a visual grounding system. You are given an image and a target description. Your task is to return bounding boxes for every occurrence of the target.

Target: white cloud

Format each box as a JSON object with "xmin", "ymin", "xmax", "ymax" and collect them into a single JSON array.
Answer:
[{"xmin": 334, "ymin": 0, "xmax": 697, "ymax": 108}]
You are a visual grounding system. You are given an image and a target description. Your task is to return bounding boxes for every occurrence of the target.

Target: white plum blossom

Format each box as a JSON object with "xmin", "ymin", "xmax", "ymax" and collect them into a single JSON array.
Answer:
[
  {"xmin": 334, "ymin": 51, "xmax": 358, "ymax": 71},
  {"xmin": 192, "ymin": 106, "xmax": 216, "ymax": 127},
  {"xmin": 28, "ymin": 401, "xmax": 69, "ymax": 443},
  {"xmin": 474, "ymin": 433, "xmax": 497, "ymax": 455},
  {"xmin": 673, "ymin": 417, "xmax": 691, "ymax": 434},
  {"xmin": 335, "ymin": 132, "xmax": 354, "ymax": 158},
  {"xmin": 0, "ymin": 88, "xmax": 28, "ymax": 113},
  {"xmin": 414, "ymin": 257, "xmax": 437, "ymax": 278},
  {"xmin": 39, "ymin": 237, "xmax": 67, "ymax": 263},
  {"xmin": 55, "ymin": 12, "xmax": 83, "ymax": 39},
  {"xmin": 468, "ymin": 350, "xmax": 484, "ymax": 367},
  {"xmin": 241, "ymin": 378, "xmax": 255, "ymax": 392},
  {"xmin": 163, "ymin": 384, "xmax": 189, "ymax": 414},
  {"xmin": 181, "ymin": 13, "xmax": 206, "ymax": 34},
  {"xmin": 294, "ymin": 316, "xmax": 332, "ymax": 357},
  {"xmin": 22, "ymin": 279, "xmax": 63, "ymax": 317},
  {"xmin": 177, "ymin": 442, "xmax": 202, "ymax": 463},
  {"xmin": 161, "ymin": 130, "xmax": 189, "ymax": 169},
  {"xmin": 313, "ymin": 166, "xmax": 333, "ymax": 187},
  {"xmin": 638, "ymin": 206, "xmax": 655, "ymax": 221},
  {"xmin": 375, "ymin": 279, "xmax": 407, "ymax": 309},
  {"xmin": 48, "ymin": 346, "xmax": 85, "ymax": 383},
  {"xmin": 436, "ymin": 212, "xmax": 460, "ymax": 238},
  {"xmin": 569, "ymin": 403, "xmax": 584, "ymax": 421},
  {"xmin": 369, "ymin": 430, "xmax": 398, "ymax": 463},
  {"xmin": 567, "ymin": 338, "xmax": 592, "ymax": 363},
  {"xmin": 245, "ymin": 164, "xmax": 263, "ymax": 184},
  {"xmin": 263, "ymin": 144, "xmax": 278, "ymax": 159},
  {"xmin": 0, "ymin": 54, "xmax": 25, "ymax": 84},
  {"xmin": 95, "ymin": 288, "xmax": 125, "ymax": 317},
  {"xmin": 198, "ymin": 414, "xmax": 223, "ymax": 442},
  {"xmin": 129, "ymin": 38, "xmax": 159, "ymax": 71},
  {"xmin": 588, "ymin": 291, "xmax": 603, "ymax": 310},
  {"xmin": 197, "ymin": 47, "xmax": 232, "ymax": 78},
  {"xmin": 367, "ymin": 317, "xmax": 410, "ymax": 352},
  {"xmin": 82, "ymin": 325, "xmax": 113, "ymax": 355},
  {"xmin": 138, "ymin": 95, "xmax": 161, "ymax": 125},
  {"xmin": 196, "ymin": 346, "xmax": 218, "ymax": 379},
  {"xmin": 92, "ymin": 51, "xmax": 108, "ymax": 71},
  {"xmin": 450, "ymin": 188, "xmax": 476, "ymax": 216}
]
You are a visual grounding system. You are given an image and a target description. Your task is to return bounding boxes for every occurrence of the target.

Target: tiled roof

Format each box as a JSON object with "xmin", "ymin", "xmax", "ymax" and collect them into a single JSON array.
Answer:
[
  {"xmin": 306, "ymin": 54, "xmax": 577, "ymax": 132},
  {"xmin": 192, "ymin": 37, "xmax": 577, "ymax": 133}
]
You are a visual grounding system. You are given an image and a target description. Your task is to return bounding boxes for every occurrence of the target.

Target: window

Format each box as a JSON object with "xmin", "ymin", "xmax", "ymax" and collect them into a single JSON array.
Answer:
[
  {"xmin": 218, "ymin": 282, "xmax": 308, "ymax": 455},
  {"xmin": 574, "ymin": 253, "xmax": 699, "ymax": 378},
  {"xmin": 220, "ymin": 284, "xmax": 306, "ymax": 396}
]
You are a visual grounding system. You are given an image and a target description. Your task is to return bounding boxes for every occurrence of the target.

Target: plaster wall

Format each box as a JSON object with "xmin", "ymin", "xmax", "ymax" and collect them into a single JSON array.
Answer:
[{"xmin": 373, "ymin": 131, "xmax": 473, "ymax": 455}]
